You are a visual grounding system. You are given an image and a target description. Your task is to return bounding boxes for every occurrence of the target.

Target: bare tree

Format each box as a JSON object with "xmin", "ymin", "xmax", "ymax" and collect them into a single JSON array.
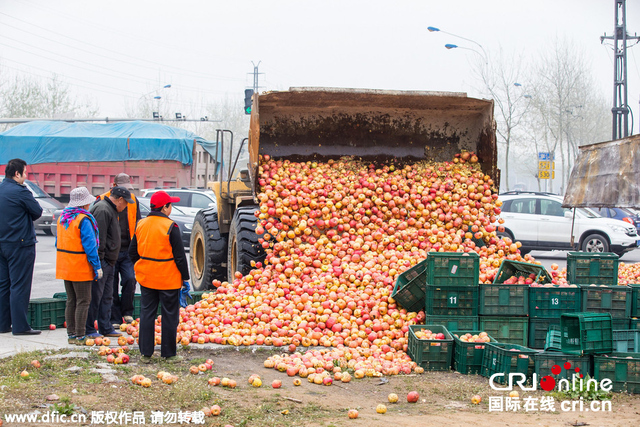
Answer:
[
  {"xmin": 0, "ymin": 72, "xmax": 98, "ymax": 126},
  {"xmin": 472, "ymin": 49, "xmax": 530, "ymax": 191},
  {"xmin": 526, "ymin": 37, "xmax": 610, "ymax": 194}
]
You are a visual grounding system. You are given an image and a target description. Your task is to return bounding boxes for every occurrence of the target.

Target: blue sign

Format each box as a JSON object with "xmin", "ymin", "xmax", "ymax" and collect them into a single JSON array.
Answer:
[{"xmin": 538, "ymin": 152, "xmax": 551, "ymax": 161}]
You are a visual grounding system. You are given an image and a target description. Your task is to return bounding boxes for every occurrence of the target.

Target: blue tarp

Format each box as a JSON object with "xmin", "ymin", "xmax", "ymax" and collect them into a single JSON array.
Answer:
[{"xmin": 0, "ymin": 121, "xmax": 219, "ymax": 165}]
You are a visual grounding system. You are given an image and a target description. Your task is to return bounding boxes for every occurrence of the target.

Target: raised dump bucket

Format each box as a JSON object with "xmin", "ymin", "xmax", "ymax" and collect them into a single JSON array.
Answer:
[{"xmin": 248, "ymin": 87, "xmax": 498, "ymax": 193}]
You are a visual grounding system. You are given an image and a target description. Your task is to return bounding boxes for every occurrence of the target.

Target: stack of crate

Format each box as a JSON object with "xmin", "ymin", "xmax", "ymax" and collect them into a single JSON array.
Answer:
[
  {"xmin": 632, "ymin": 284, "xmax": 640, "ymax": 331},
  {"xmin": 569, "ymin": 252, "xmax": 631, "ymax": 330},
  {"xmin": 423, "ymin": 252, "xmax": 480, "ymax": 330},
  {"xmin": 479, "ymin": 260, "xmax": 543, "ymax": 346}
]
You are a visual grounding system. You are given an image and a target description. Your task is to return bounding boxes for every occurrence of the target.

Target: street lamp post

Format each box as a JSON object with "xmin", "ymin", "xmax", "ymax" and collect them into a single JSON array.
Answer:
[
  {"xmin": 429, "ymin": 26, "xmax": 488, "ymax": 63},
  {"xmin": 139, "ymin": 84, "xmax": 171, "ymax": 120}
]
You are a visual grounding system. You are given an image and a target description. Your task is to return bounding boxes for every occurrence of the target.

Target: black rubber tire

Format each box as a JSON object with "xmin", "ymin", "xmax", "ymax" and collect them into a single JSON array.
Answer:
[
  {"xmin": 581, "ymin": 233, "xmax": 609, "ymax": 253},
  {"xmin": 227, "ymin": 206, "xmax": 266, "ymax": 280},
  {"xmin": 190, "ymin": 208, "xmax": 228, "ymax": 291}
]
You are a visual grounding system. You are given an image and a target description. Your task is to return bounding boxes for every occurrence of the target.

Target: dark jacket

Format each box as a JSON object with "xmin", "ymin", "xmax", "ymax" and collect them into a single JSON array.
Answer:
[
  {"xmin": 0, "ymin": 178, "xmax": 42, "ymax": 245},
  {"xmin": 117, "ymin": 199, "xmax": 141, "ymax": 250},
  {"xmin": 90, "ymin": 197, "xmax": 121, "ymax": 266},
  {"xmin": 129, "ymin": 211, "xmax": 189, "ymax": 280}
]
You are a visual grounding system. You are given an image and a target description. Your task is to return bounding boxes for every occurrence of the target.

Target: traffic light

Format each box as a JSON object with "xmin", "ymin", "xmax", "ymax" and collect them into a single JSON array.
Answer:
[{"xmin": 244, "ymin": 89, "xmax": 254, "ymax": 115}]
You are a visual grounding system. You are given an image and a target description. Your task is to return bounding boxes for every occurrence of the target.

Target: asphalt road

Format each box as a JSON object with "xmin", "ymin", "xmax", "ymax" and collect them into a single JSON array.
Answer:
[{"xmin": 30, "ymin": 231, "xmax": 640, "ymax": 299}]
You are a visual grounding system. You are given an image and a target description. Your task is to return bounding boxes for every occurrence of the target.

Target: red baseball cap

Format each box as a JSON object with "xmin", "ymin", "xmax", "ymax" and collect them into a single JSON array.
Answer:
[{"xmin": 150, "ymin": 191, "xmax": 180, "ymax": 208}]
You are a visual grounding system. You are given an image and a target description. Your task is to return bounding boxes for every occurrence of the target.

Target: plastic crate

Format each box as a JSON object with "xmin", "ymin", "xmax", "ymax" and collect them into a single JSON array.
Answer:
[
  {"xmin": 425, "ymin": 315, "xmax": 478, "ymax": 331},
  {"xmin": 391, "ymin": 259, "xmax": 428, "ymax": 313},
  {"xmin": 594, "ymin": 352, "xmax": 640, "ymax": 394},
  {"xmin": 567, "ymin": 252, "xmax": 619, "ymax": 286},
  {"xmin": 480, "ymin": 342, "xmax": 538, "ymax": 382},
  {"xmin": 580, "ymin": 284, "xmax": 632, "ymax": 318},
  {"xmin": 479, "ymin": 283, "xmax": 528, "ymax": 316},
  {"xmin": 528, "ymin": 285, "xmax": 581, "ymax": 318},
  {"xmin": 426, "ymin": 252, "xmax": 479, "ymax": 286},
  {"xmin": 613, "ymin": 318, "xmax": 629, "ymax": 330},
  {"xmin": 544, "ymin": 326, "xmax": 562, "ymax": 351},
  {"xmin": 451, "ymin": 330, "xmax": 498, "ymax": 375},
  {"xmin": 560, "ymin": 313, "xmax": 613, "ymax": 355},
  {"xmin": 28, "ymin": 298, "xmax": 67, "ymax": 330},
  {"xmin": 534, "ymin": 352, "xmax": 592, "ymax": 381},
  {"xmin": 613, "ymin": 330, "xmax": 640, "ymax": 353},
  {"xmin": 188, "ymin": 291, "xmax": 206, "ymax": 306},
  {"xmin": 632, "ymin": 318, "xmax": 640, "ymax": 331},
  {"xmin": 425, "ymin": 285, "xmax": 478, "ymax": 316},
  {"xmin": 631, "ymin": 284, "xmax": 640, "ymax": 317},
  {"xmin": 529, "ymin": 318, "xmax": 562, "ymax": 349},
  {"xmin": 493, "ymin": 260, "xmax": 551, "ymax": 285},
  {"xmin": 52, "ymin": 292, "xmax": 67, "ymax": 299},
  {"xmin": 407, "ymin": 325, "xmax": 453, "ymax": 371},
  {"xmin": 479, "ymin": 316, "xmax": 529, "ymax": 346}
]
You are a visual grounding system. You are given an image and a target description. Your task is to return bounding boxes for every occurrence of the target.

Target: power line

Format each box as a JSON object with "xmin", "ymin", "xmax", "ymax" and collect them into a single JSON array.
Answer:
[{"xmin": 0, "ymin": 11, "xmax": 244, "ymax": 83}]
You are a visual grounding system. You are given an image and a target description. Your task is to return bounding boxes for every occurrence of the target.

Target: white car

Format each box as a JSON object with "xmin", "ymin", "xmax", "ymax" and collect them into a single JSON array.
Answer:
[
  {"xmin": 141, "ymin": 188, "xmax": 216, "ymax": 216},
  {"xmin": 497, "ymin": 192, "xmax": 638, "ymax": 256}
]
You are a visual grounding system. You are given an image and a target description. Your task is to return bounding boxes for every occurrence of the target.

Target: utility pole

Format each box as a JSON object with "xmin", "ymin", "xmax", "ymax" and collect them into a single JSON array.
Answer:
[
  {"xmin": 244, "ymin": 61, "xmax": 265, "ymax": 115},
  {"xmin": 250, "ymin": 61, "xmax": 265, "ymax": 93},
  {"xmin": 601, "ymin": 0, "xmax": 640, "ymax": 139}
]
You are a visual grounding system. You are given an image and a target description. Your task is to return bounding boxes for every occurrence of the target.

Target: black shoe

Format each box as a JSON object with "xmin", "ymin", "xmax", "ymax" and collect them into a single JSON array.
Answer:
[{"xmin": 13, "ymin": 329, "xmax": 42, "ymax": 335}]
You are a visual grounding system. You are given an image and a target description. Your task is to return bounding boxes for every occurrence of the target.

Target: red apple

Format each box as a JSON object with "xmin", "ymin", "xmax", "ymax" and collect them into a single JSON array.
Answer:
[
  {"xmin": 407, "ymin": 391, "xmax": 419, "ymax": 403},
  {"xmin": 49, "ymin": 324, "xmax": 56, "ymax": 330}
]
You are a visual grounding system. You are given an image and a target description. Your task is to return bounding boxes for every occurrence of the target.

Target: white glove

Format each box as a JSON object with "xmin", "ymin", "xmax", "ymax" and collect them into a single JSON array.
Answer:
[{"xmin": 96, "ymin": 268, "xmax": 103, "ymax": 280}]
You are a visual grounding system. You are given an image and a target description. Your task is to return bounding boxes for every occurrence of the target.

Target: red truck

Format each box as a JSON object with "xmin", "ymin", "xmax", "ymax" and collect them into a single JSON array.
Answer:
[{"xmin": 0, "ymin": 121, "xmax": 220, "ymax": 201}]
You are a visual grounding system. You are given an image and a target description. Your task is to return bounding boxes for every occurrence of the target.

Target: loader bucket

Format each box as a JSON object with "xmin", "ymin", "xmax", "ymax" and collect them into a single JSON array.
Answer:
[{"xmin": 248, "ymin": 87, "xmax": 498, "ymax": 193}]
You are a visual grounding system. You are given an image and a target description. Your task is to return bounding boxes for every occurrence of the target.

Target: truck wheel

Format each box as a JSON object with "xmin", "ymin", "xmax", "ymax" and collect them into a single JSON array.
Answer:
[
  {"xmin": 581, "ymin": 233, "xmax": 609, "ymax": 253},
  {"xmin": 190, "ymin": 208, "xmax": 228, "ymax": 291},
  {"xmin": 228, "ymin": 206, "xmax": 266, "ymax": 280}
]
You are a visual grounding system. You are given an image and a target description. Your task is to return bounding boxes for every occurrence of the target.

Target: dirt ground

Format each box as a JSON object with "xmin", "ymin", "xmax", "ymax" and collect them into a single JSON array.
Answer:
[{"xmin": 1, "ymin": 347, "xmax": 639, "ymax": 427}]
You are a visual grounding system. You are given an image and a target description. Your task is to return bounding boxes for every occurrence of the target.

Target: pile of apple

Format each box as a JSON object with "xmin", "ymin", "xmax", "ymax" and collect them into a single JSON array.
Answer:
[
  {"xmin": 618, "ymin": 262, "xmax": 640, "ymax": 285},
  {"xmin": 413, "ymin": 329, "xmax": 446, "ymax": 340},
  {"xmin": 97, "ymin": 346, "xmax": 130, "ymax": 364},
  {"xmin": 454, "ymin": 332, "xmax": 491, "ymax": 343},
  {"xmin": 501, "ymin": 273, "xmax": 537, "ymax": 285},
  {"xmin": 119, "ymin": 154, "xmax": 598, "ymax": 376}
]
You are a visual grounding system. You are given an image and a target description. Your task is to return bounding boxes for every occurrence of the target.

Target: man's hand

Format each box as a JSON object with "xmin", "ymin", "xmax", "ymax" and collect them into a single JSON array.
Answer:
[{"xmin": 95, "ymin": 268, "xmax": 103, "ymax": 280}]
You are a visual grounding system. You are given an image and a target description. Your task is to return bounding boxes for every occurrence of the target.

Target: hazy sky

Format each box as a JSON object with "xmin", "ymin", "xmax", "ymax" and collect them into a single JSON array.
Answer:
[{"xmin": 1, "ymin": 0, "xmax": 639, "ymax": 131}]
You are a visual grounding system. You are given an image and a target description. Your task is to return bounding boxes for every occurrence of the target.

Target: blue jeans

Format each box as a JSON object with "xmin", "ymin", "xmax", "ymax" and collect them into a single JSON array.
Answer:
[
  {"xmin": 0, "ymin": 242, "xmax": 36, "ymax": 333},
  {"xmin": 85, "ymin": 260, "xmax": 116, "ymax": 335},
  {"xmin": 110, "ymin": 250, "xmax": 136, "ymax": 323}
]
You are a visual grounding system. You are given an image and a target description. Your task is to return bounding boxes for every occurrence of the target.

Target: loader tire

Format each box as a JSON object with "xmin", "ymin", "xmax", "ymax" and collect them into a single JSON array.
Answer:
[
  {"xmin": 190, "ymin": 208, "xmax": 228, "ymax": 291},
  {"xmin": 228, "ymin": 206, "xmax": 266, "ymax": 280}
]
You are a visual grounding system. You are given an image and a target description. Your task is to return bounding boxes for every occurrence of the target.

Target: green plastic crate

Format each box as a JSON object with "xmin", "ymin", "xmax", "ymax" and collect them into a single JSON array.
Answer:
[
  {"xmin": 451, "ymin": 330, "xmax": 497, "ymax": 375},
  {"xmin": 561, "ymin": 313, "xmax": 613, "ymax": 356},
  {"xmin": 529, "ymin": 318, "xmax": 562, "ymax": 349},
  {"xmin": 528, "ymin": 285, "xmax": 581, "ymax": 318},
  {"xmin": 426, "ymin": 252, "xmax": 479, "ymax": 286},
  {"xmin": 479, "ymin": 283, "xmax": 528, "ymax": 316},
  {"xmin": 567, "ymin": 252, "xmax": 619, "ymax": 286},
  {"xmin": 632, "ymin": 318, "xmax": 640, "ymax": 331},
  {"xmin": 188, "ymin": 291, "xmax": 206, "ymax": 305},
  {"xmin": 480, "ymin": 342, "xmax": 538, "ymax": 382},
  {"xmin": 534, "ymin": 351, "xmax": 592, "ymax": 381},
  {"xmin": 631, "ymin": 284, "xmax": 640, "ymax": 317},
  {"xmin": 425, "ymin": 315, "xmax": 478, "ymax": 331},
  {"xmin": 613, "ymin": 330, "xmax": 640, "ymax": 353},
  {"xmin": 52, "ymin": 292, "xmax": 67, "ymax": 299},
  {"xmin": 544, "ymin": 326, "xmax": 562, "ymax": 351},
  {"xmin": 425, "ymin": 285, "xmax": 478, "ymax": 316},
  {"xmin": 479, "ymin": 316, "xmax": 529, "ymax": 346},
  {"xmin": 392, "ymin": 259, "xmax": 428, "ymax": 312},
  {"xmin": 594, "ymin": 352, "xmax": 640, "ymax": 393},
  {"xmin": 613, "ymin": 318, "xmax": 630, "ymax": 330},
  {"xmin": 28, "ymin": 298, "xmax": 67, "ymax": 330},
  {"xmin": 407, "ymin": 325, "xmax": 453, "ymax": 371},
  {"xmin": 493, "ymin": 260, "xmax": 551, "ymax": 285},
  {"xmin": 580, "ymin": 285, "xmax": 632, "ymax": 318}
]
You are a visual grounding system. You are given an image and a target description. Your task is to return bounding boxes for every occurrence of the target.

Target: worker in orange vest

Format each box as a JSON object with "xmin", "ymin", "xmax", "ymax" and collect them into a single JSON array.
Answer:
[
  {"xmin": 99, "ymin": 173, "xmax": 141, "ymax": 326},
  {"xmin": 56, "ymin": 187, "xmax": 102, "ymax": 345},
  {"xmin": 129, "ymin": 191, "xmax": 189, "ymax": 363}
]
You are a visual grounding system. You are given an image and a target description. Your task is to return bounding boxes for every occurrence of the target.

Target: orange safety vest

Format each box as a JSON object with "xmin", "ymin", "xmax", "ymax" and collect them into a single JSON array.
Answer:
[
  {"xmin": 99, "ymin": 190, "xmax": 138, "ymax": 239},
  {"xmin": 56, "ymin": 214, "xmax": 95, "ymax": 282},
  {"xmin": 133, "ymin": 215, "xmax": 182, "ymax": 290}
]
